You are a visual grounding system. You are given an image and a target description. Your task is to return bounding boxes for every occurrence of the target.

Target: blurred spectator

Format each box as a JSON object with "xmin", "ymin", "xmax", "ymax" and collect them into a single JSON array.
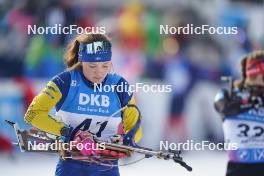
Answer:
[{"xmin": 0, "ymin": 134, "xmax": 12, "ymax": 154}]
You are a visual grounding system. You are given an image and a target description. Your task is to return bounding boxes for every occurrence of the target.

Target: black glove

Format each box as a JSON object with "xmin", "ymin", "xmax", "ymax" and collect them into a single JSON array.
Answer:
[{"xmin": 214, "ymin": 89, "xmax": 253, "ymax": 116}]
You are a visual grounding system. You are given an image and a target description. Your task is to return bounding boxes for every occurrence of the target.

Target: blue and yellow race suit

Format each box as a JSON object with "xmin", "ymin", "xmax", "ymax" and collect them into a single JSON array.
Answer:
[{"xmin": 24, "ymin": 69, "xmax": 142, "ymax": 176}]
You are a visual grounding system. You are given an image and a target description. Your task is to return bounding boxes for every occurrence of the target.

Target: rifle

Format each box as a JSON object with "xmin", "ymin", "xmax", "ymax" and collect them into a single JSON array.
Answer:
[{"xmin": 5, "ymin": 120, "xmax": 192, "ymax": 171}]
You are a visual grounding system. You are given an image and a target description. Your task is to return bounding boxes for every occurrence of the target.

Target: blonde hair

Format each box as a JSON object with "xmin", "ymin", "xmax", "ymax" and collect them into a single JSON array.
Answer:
[{"xmin": 64, "ymin": 34, "xmax": 111, "ymax": 71}]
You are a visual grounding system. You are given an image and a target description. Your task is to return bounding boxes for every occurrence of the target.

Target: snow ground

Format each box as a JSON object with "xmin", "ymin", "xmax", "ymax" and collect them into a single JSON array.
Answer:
[{"xmin": 1, "ymin": 151, "xmax": 227, "ymax": 176}]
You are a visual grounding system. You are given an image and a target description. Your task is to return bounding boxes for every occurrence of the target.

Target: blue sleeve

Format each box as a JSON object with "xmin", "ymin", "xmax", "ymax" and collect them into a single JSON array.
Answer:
[
  {"xmin": 51, "ymin": 71, "xmax": 71, "ymax": 111},
  {"xmin": 116, "ymin": 77, "xmax": 133, "ymax": 107}
]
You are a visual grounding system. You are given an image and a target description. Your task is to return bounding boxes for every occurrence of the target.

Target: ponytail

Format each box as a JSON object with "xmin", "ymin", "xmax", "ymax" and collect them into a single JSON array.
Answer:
[{"xmin": 64, "ymin": 39, "xmax": 82, "ymax": 70}]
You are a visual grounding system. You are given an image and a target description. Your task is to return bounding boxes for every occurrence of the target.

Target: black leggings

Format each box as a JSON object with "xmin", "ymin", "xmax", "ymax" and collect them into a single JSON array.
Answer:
[{"xmin": 226, "ymin": 162, "xmax": 264, "ymax": 176}]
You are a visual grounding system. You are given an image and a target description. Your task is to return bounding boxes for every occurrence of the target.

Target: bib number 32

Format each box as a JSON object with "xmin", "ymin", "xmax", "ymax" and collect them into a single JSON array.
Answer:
[{"xmin": 237, "ymin": 123, "xmax": 264, "ymax": 138}]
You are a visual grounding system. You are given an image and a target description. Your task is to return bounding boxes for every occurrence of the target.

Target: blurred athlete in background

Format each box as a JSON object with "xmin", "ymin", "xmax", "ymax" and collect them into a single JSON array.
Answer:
[
  {"xmin": 24, "ymin": 33, "xmax": 142, "ymax": 176},
  {"xmin": 214, "ymin": 51, "xmax": 264, "ymax": 176}
]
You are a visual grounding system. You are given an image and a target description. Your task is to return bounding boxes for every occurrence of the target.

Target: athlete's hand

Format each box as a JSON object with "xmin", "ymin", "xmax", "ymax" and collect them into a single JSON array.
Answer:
[
  {"xmin": 72, "ymin": 130, "xmax": 97, "ymax": 156},
  {"xmin": 97, "ymin": 134, "xmax": 131, "ymax": 159},
  {"xmin": 73, "ymin": 130, "xmax": 93, "ymax": 143},
  {"xmin": 214, "ymin": 89, "xmax": 253, "ymax": 116},
  {"xmin": 96, "ymin": 148, "xmax": 129, "ymax": 159},
  {"xmin": 71, "ymin": 131, "xmax": 131, "ymax": 159}
]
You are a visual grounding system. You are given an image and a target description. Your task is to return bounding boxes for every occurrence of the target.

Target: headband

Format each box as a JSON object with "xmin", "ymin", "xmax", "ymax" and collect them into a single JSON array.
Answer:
[
  {"xmin": 78, "ymin": 41, "xmax": 112, "ymax": 62},
  {"xmin": 246, "ymin": 59, "xmax": 264, "ymax": 77}
]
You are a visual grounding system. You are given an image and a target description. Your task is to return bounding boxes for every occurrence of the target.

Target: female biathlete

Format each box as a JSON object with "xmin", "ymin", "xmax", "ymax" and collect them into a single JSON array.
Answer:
[
  {"xmin": 24, "ymin": 33, "xmax": 143, "ymax": 176},
  {"xmin": 214, "ymin": 51, "xmax": 264, "ymax": 176}
]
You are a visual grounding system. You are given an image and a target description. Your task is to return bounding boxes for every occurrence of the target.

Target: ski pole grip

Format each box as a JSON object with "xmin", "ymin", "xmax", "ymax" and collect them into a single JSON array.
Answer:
[{"xmin": 180, "ymin": 162, "xmax": 192, "ymax": 172}]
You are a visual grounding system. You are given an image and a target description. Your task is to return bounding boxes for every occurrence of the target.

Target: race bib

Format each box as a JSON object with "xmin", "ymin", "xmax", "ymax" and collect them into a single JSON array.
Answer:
[{"xmin": 223, "ymin": 114, "xmax": 264, "ymax": 163}]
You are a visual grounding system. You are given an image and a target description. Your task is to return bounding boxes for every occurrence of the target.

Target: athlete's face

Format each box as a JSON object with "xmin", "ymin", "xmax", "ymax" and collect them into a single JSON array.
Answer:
[
  {"xmin": 245, "ymin": 74, "xmax": 264, "ymax": 87},
  {"xmin": 82, "ymin": 61, "xmax": 112, "ymax": 84}
]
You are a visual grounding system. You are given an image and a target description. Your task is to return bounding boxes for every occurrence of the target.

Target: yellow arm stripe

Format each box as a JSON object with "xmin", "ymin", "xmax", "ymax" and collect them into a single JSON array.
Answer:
[
  {"xmin": 24, "ymin": 81, "xmax": 65, "ymax": 136},
  {"xmin": 122, "ymin": 96, "xmax": 143, "ymax": 143}
]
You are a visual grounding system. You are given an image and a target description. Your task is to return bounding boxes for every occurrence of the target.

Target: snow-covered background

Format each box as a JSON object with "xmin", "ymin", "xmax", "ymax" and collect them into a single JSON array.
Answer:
[{"xmin": 1, "ymin": 151, "xmax": 227, "ymax": 176}]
